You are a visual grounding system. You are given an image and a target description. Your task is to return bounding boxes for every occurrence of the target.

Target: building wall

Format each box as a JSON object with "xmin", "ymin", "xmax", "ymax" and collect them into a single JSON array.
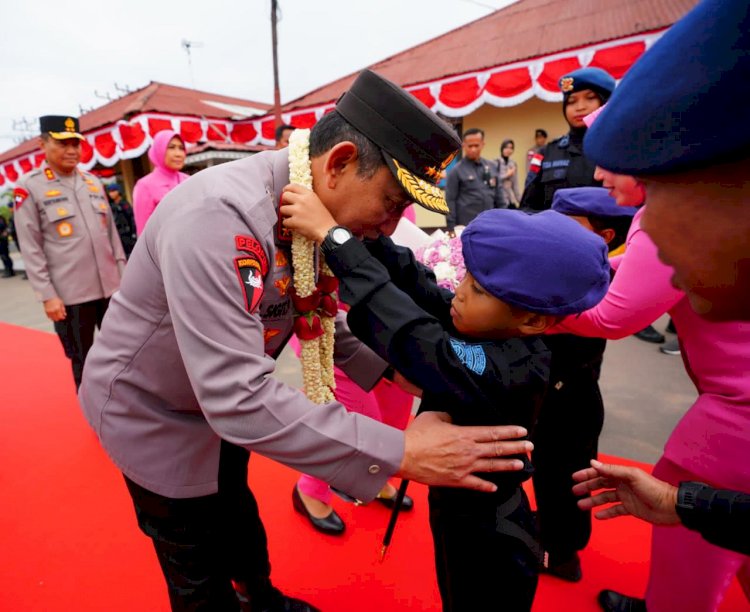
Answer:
[{"xmin": 414, "ymin": 97, "xmax": 570, "ymax": 229}]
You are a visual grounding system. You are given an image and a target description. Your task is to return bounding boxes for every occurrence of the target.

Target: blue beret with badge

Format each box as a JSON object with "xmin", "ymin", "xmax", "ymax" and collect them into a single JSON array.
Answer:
[
  {"xmin": 584, "ymin": 0, "xmax": 750, "ymax": 175},
  {"xmin": 552, "ymin": 187, "xmax": 638, "ymax": 219},
  {"xmin": 559, "ymin": 67, "xmax": 616, "ymax": 104},
  {"xmin": 461, "ymin": 209, "xmax": 610, "ymax": 315}
]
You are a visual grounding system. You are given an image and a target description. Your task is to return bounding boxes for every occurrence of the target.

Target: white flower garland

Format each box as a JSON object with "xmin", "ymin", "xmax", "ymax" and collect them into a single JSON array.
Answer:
[{"xmin": 289, "ymin": 129, "xmax": 336, "ymax": 404}]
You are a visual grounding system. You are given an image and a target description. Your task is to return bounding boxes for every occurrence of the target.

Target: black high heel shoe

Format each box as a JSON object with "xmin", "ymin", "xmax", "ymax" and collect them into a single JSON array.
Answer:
[
  {"xmin": 292, "ymin": 486, "xmax": 345, "ymax": 535},
  {"xmin": 374, "ymin": 490, "xmax": 414, "ymax": 511}
]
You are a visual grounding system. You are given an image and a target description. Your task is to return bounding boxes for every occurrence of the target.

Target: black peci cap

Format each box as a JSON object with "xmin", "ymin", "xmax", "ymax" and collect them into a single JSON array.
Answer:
[
  {"xmin": 39, "ymin": 115, "xmax": 84, "ymax": 140},
  {"xmin": 335, "ymin": 70, "xmax": 461, "ymax": 214}
]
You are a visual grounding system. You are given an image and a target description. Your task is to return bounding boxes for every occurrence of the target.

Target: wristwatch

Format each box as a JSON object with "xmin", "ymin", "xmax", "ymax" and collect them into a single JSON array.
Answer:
[
  {"xmin": 321, "ymin": 225, "xmax": 353, "ymax": 257},
  {"xmin": 675, "ymin": 481, "xmax": 710, "ymax": 528}
]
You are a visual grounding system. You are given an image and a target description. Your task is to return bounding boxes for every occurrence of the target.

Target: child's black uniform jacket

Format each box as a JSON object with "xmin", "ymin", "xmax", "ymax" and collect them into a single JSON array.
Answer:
[
  {"xmin": 324, "ymin": 234, "xmax": 552, "ymax": 611},
  {"xmin": 323, "ymin": 234, "xmax": 551, "ymax": 490}
]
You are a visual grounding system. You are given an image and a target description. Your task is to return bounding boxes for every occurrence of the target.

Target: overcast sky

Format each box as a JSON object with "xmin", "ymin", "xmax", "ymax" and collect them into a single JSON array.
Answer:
[{"xmin": 1, "ymin": 0, "xmax": 517, "ymax": 154}]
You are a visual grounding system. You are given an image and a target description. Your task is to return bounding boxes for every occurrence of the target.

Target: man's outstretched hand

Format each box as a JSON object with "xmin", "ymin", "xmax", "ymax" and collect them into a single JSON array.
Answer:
[{"xmin": 399, "ymin": 411, "xmax": 532, "ymax": 492}]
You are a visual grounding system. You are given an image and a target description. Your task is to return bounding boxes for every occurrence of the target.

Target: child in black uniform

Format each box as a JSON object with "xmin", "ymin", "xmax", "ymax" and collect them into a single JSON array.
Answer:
[{"xmin": 281, "ymin": 199, "xmax": 610, "ymax": 611}]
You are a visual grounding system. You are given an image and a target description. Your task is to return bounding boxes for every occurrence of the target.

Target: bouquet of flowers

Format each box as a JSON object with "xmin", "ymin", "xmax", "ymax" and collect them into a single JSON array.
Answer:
[{"xmin": 415, "ymin": 228, "xmax": 466, "ymax": 292}]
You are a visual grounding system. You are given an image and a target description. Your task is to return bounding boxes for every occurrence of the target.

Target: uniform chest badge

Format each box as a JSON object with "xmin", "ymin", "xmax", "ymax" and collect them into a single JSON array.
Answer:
[
  {"xmin": 44, "ymin": 168, "xmax": 55, "ymax": 181},
  {"xmin": 88, "ymin": 186, "xmax": 100, "ymax": 193},
  {"xmin": 275, "ymin": 250, "xmax": 288, "ymax": 268},
  {"xmin": 274, "ymin": 275, "xmax": 291, "ymax": 297},
  {"xmin": 57, "ymin": 221, "xmax": 73, "ymax": 238},
  {"xmin": 45, "ymin": 189, "xmax": 61, "ymax": 197},
  {"xmin": 263, "ymin": 329, "xmax": 281, "ymax": 344},
  {"xmin": 449, "ymin": 338, "xmax": 487, "ymax": 376},
  {"xmin": 13, "ymin": 187, "xmax": 29, "ymax": 210},
  {"xmin": 99, "ymin": 203, "xmax": 108, "ymax": 211},
  {"xmin": 56, "ymin": 207, "xmax": 68, "ymax": 216}
]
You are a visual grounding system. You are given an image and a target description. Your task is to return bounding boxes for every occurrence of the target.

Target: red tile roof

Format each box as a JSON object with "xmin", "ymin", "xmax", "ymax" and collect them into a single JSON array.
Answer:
[
  {"xmin": 283, "ymin": 0, "xmax": 699, "ymax": 111},
  {"xmin": 0, "ymin": 82, "xmax": 270, "ymax": 164}
]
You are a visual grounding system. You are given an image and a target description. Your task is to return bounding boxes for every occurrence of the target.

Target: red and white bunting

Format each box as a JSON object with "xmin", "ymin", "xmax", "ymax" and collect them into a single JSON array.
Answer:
[{"xmin": 0, "ymin": 31, "xmax": 662, "ymax": 187}]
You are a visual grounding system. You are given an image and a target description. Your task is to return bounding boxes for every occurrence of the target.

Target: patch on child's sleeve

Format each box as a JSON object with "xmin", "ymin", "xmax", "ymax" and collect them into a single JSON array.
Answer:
[
  {"xmin": 449, "ymin": 338, "xmax": 487, "ymax": 375},
  {"xmin": 234, "ymin": 256, "xmax": 265, "ymax": 313}
]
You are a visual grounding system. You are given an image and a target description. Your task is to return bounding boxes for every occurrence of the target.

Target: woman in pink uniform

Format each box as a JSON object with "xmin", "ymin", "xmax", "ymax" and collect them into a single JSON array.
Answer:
[
  {"xmin": 548, "ymin": 161, "xmax": 750, "ymax": 610},
  {"xmin": 291, "ymin": 205, "xmax": 418, "ymax": 535},
  {"xmin": 133, "ymin": 130, "xmax": 189, "ymax": 235}
]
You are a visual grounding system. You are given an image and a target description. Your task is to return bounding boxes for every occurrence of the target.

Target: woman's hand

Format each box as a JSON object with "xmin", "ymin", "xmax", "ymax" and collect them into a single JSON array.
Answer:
[
  {"xmin": 572, "ymin": 459, "xmax": 680, "ymax": 526},
  {"xmin": 280, "ymin": 184, "xmax": 338, "ymax": 244}
]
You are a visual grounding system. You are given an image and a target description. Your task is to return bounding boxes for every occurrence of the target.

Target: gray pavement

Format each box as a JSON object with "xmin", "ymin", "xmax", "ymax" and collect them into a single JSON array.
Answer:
[{"xmin": 0, "ymin": 247, "xmax": 696, "ymax": 464}]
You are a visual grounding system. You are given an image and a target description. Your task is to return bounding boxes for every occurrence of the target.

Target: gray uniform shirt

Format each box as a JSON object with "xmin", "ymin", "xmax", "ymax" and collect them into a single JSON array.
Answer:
[
  {"xmin": 445, "ymin": 156, "xmax": 507, "ymax": 230},
  {"xmin": 14, "ymin": 163, "xmax": 125, "ymax": 304},
  {"xmin": 78, "ymin": 149, "xmax": 404, "ymax": 500}
]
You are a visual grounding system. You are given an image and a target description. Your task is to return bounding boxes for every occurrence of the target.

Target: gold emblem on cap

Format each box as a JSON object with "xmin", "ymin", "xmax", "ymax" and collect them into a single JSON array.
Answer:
[
  {"xmin": 560, "ymin": 77, "xmax": 574, "ymax": 93},
  {"xmin": 423, "ymin": 150, "xmax": 458, "ymax": 183},
  {"xmin": 65, "ymin": 118, "xmax": 75, "ymax": 132},
  {"xmin": 393, "ymin": 159, "xmax": 448, "ymax": 214}
]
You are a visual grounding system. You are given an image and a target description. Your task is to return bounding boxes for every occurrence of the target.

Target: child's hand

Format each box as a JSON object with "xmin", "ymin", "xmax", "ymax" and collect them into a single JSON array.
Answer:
[{"xmin": 280, "ymin": 184, "xmax": 338, "ymax": 244}]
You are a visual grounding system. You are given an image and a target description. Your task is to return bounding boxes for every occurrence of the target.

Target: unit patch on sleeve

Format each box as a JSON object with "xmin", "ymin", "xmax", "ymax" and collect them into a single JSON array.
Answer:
[
  {"xmin": 13, "ymin": 188, "xmax": 29, "ymax": 210},
  {"xmin": 234, "ymin": 256, "xmax": 265, "ymax": 313},
  {"xmin": 235, "ymin": 235, "xmax": 269, "ymax": 276},
  {"xmin": 449, "ymin": 338, "xmax": 487, "ymax": 376}
]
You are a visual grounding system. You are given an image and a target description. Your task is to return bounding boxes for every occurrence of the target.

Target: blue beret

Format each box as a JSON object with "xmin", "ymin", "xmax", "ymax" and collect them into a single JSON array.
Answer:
[
  {"xmin": 584, "ymin": 0, "xmax": 750, "ymax": 175},
  {"xmin": 106, "ymin": 183, "xmax": 121, "ymax": 193},
  {"xmin": 559, "ymin": 67, "xmax": 616, "ymax": 102},
  {"xmin": 461, "ymin": 209, "xmax": 610, "ymax": 315},
  {"xmin": 552, "ymin": 187, "xmax": 638, "ymax": 219}
]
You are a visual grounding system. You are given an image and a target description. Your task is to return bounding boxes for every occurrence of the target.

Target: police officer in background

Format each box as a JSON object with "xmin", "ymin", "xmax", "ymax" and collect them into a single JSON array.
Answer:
[
  {"xmin": 106, "ymin": 183, "xmax": 137, "ymax": 258},
  {"xmin": 520, "ymin": 68, "xmax": 616, "ymax": 211},
  {"xmin": 14, "ymin": 116, "xmax": 126, "ymax": 390},
  {"xmin": 445, "ymin": 127, "xmax": 507, "ymax": 234}
]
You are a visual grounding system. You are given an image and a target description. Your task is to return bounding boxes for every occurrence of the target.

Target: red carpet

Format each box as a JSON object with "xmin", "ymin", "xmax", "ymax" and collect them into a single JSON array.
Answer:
[{"xmin": 1, "ymin": 321, "xmax": 745, "ymax": 611}]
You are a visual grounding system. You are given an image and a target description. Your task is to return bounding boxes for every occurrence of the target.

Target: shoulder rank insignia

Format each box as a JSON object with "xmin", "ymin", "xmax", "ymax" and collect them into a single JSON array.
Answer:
[
  {"xmin": 44, "ymin": 168, "xmax": 55, "ymax": 181},
  {"xmin": 13, "ymin": 187, "xmax": 29, "ymax": 210},
  {"xmin": 449, "ymin": 338, "xmax": 487, "ymax": 376}
]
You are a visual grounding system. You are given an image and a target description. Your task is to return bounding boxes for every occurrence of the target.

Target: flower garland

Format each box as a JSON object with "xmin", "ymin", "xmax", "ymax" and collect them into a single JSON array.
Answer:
[{"xmin": 288, "ymin": 129, "xmax": 337, "ymax": 404}]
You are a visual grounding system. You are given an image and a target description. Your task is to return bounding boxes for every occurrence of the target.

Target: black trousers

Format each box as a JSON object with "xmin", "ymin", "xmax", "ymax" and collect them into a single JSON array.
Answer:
[
  {"xmin": 428, "ymin": 486, "xmax": 539, "ymax": 612},
  {"xmin": 531, "ymin": 370, "xmax": 605, "ymax": 558},
  {"xmin": 0, "ymin": 238, "xmax": 12, "ymax": 272},
  {"xmin": 53, "ymin": 297, "xmax": 109, "ymax": 390},
  {"xmin": 124, "ymin": 442, "xmax": 279, "ymax": 612}
]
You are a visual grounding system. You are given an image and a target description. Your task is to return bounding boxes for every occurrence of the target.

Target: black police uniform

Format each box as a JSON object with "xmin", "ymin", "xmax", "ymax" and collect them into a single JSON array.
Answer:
[
  {"xmin": 0, "ymin": 215, "xmax": 14, "ymax": 276},
  {"xmin": 532, "ymin": 333, "xmax": 606, "ymax": 564},
  {"xmin": 445, "ymin": 156, "xmax": 507, "ymax": 230},
  {"xmin": 515, "ymin": 125, "xmax": 607, "ymax": 572},
  {"xmin": 324, "ymin": 234, "xmax": 550, "ymax": 612},
  {"xmin": 519, "ymin": 129, "xmax": 601, "ymax": 212},
  {"xmin": 109, "ymin": 197, "xmax": 137, "ymax": 257}
]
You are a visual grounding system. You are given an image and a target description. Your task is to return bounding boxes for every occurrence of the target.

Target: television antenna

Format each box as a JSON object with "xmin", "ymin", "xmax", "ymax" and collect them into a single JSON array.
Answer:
[{"xmin": 181, "ymin": 39, "xmax": 204, "ymax": 88}]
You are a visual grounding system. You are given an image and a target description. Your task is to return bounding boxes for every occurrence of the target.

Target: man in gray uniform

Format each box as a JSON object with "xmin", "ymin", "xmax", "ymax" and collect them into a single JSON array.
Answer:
[
  {"xmin": 14, "ymin": 116, "xmax": 126, "ymax": 390},
  {"xmin": 445, "ymin": 127, "xmax": 507, "ymax": 234},
  {"xmin": 79, "ymin": 70, "xmax": 533, "ymax": 611}
]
